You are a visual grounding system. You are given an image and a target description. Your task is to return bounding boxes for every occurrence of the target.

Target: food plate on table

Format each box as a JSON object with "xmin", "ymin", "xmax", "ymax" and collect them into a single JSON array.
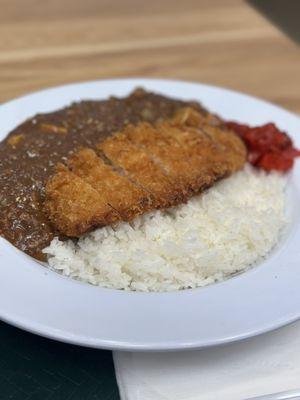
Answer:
[{"xmin": 0, "ymin": 78, "xmax": 300, "ymax": 351}]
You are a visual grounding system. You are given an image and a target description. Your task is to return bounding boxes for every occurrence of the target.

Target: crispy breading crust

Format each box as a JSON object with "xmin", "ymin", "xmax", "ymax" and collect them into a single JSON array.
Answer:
[
  {"xmin": 44, "ymin": 164, "xmax": 119, "ymax": 236},
  {"xmin": 67, "ymin": 148, "xmax": 152, "ymax": 221},
  {"xmin": 158, "ymin": 123, "xmax": 227, "ymax": 192},
  {"xmin": 125, "ymin": 122, "xmax": 195, "ymax": 194},
  {"xmin": 172, "ymin": 107, "xmax": 246, "ymax": 172},
  {"xmin": 45, "ymin": 109, "xmax": 247, "ymax": 237},
  {"xmin": 171, "ymin": 107, "xmax": 246, "ymax": 174},
  {"xmin": 98, "ymin": 133, "xmax": 185, "ymax": 208}
]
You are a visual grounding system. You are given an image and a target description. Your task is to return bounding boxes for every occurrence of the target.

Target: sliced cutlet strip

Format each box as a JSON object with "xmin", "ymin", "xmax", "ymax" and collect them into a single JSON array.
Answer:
[
  {"xmin": 67, "ymin": 148, "xmax": 152, "ymax": 221},
  {"xmin": 97, "ymin": 133, "xmax": 185, "ymax": 208},
  {"xmin": 44, "ymin": 164, "xmax": 120, "ymax": 237},
  {"xmin": 124, "ymin": 122, "xmax": 211, "ymax": 195},
  {"xmin": 171, "ymin": 107, "xmax": 247, "ymax": 172},
  {"xmin": 198, "ymin": 123, "xmax": 247, "ymax": 171},
  {"xmin": 158, "ymin": 122, "xmax": 230, "ymax": 185}
]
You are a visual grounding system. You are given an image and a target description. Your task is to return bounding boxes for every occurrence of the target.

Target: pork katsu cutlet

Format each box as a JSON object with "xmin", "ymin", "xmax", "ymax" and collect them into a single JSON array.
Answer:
[{"xmin": 45, "ymin": 109, "xmax": 246, "ymax": 237}]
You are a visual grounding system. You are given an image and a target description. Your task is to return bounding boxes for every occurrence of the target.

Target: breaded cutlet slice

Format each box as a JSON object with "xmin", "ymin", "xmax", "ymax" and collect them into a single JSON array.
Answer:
[
  {"xmin": 157, "ymin": 122, "xmax": 229, "ymax": 190},
  {"xmin": 124, "ymin": 122, "xmax": 216, "ymax": 195},
  {"xmin": 171, "ymin": 107, "xmax": 247, "ymax": 171},
  {"xmin": 160, "ymin": 122, "xmax": 245, "ymax": 174},
  {"xmin": 67, "ymin": 148, "xmax": 152, "ymax": 221},
  {"xmin": 200, "ymin": 123, "xmax": 247, "ymax": 171},
  {"xmin": 44, "ymin": 164, "xmax": 119, "ymax": 237},
  {"xmin": 97, "ymin": 133, "xmax": 185, "ymax": 208}
]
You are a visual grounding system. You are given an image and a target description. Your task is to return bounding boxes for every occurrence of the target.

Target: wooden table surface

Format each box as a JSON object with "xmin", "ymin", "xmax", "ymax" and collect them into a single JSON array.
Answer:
[{"xmin": 1, "ymin": 0, "xmax": 299, "ymax": 114}]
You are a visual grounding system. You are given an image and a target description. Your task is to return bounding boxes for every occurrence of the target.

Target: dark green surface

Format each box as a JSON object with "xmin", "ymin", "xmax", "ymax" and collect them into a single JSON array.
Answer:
[{"xmin": 0, "ymin": 321, "xmax": 119, "ymax": 400}]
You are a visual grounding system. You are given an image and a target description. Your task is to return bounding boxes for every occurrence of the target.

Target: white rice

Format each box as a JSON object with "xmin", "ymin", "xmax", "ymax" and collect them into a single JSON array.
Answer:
[{"xmin": 43, "ymin": 166, "xmax": 287, "ymax": 292}]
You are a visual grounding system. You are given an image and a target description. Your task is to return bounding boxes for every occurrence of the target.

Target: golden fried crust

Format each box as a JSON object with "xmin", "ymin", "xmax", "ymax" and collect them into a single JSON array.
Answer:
[
  {"xmin": 45, "ymin": 108, "xmax": 247, "ymax": 237},
  {"xmin": 125, "ymin": 123, "xmax": 189, "ymax": 176},
  {"xmin": 68, "ymin": 148, "xmax": 151, "ymax": 221},
  {"xmin": 125, "ymin": 122, "xmax": 213, "ymax": 194},
  {"xmin": 44, "ymin": 166, "xmax": 119, "ymax": 237},
  {"xmin": 158, "ymin": 123, "xmax": 226, "ymax": 192},
  {"xmin": 171, "ymin": 107, "xmax": 247, "ymax": 172},
  {"xmin": 200, "ymin": 123, "xmax": 246, "ymax": 171},
  {"xmin": 98, "ymin": 134, "xmax": 184, "ymax": 207}
]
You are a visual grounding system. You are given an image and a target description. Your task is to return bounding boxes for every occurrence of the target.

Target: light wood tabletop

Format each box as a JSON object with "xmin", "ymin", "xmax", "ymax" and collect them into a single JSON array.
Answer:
[{"xmin": 1, "ymin": 0, "xmax": 299, "ymax": 113}]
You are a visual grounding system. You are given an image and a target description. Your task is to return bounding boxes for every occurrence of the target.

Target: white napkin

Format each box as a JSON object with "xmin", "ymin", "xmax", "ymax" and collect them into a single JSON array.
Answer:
[{"xmin": 113, "ymin": 321, "xmax": 300, "ymax": 400}]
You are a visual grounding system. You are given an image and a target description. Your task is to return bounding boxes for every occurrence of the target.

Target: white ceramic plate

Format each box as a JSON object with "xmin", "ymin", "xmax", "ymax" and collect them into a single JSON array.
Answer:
[{"xmin": 0, "ymin": 78, "xmax": 300, "ymax": 351}]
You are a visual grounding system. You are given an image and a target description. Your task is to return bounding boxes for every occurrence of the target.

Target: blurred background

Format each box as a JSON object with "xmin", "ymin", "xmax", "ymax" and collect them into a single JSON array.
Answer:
[
  {"xmin": 0, "ymin": 1, "xmax": 299, "ymax": 399},
  {"xmin": 0, "ymin": 0, "xmax": 299, "ymax": 112}
]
